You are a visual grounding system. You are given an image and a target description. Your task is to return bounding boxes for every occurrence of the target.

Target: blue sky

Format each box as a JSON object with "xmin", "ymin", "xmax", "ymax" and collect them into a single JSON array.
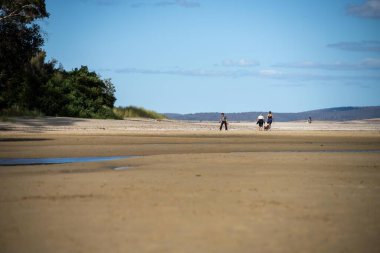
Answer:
[{"xmin": 41, "ymin": 0, "xmax": 380, "ymax": 113}]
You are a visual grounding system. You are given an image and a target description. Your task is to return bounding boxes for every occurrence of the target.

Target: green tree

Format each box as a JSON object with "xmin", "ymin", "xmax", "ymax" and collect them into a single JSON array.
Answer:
[
  {"xmin": 23, "ymin": 51, "xmax": 57, "ymax": 109},
  {"xmin": 38, "ymin": 66, "xmax": 118, "ymax": 118},
  {"xmin": 1, "ymin": 1, "xmax": 119, "ymax": 119},
  {"xmin": 0, "ymin": 0, "xmax": 48, "ymax": 109}
]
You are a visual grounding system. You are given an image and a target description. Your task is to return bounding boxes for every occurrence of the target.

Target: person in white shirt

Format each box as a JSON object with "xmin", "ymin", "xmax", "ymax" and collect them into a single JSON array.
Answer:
[{"xmin": 257, "ymin": 114, "xmax": 265, "ymax": 130}]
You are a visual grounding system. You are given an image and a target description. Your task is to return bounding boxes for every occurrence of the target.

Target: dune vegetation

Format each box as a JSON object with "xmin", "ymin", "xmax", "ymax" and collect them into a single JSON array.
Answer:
[{"xmin": 113, "ymin": 106, "xmax": 167, "ymax": 120}]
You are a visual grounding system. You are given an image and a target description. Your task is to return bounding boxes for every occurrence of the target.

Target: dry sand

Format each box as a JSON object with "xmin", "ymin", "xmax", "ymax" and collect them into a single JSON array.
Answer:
[
  {"xmin": 1, "ymin": 116, "xmax": 380, "ymax": 133},
  {"xmin": 0, "ymin": 117, "xmax": 380, "ymax": 253}
]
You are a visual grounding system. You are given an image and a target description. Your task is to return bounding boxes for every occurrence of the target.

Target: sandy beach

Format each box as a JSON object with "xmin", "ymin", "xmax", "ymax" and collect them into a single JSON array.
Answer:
[{"xmin": 0, "ymin": 117, "xmax": 380, "ymax": 253}]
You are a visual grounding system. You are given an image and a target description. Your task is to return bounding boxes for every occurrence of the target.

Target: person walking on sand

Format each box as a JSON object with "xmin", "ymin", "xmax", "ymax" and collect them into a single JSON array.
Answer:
[
  {"xmin": 257, "ymin": 114, "xmax": 265, "ymax": 130},
  {"xmin": 220, "ymin": 113, "xmax": 228, "ymax": 131},
  {"xmin": 266, "ymin": 111, "xmax": 273, "ymax": 129}
]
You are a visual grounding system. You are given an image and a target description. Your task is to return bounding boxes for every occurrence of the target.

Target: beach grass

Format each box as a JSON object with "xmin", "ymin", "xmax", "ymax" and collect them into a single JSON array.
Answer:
[
  {"xmin": 113, "ymin": 106, "xmax": 167, "ymax": 120},
  {"xmin": 0, "ymin": 106, "xmax": 44, "ymax": 121}
]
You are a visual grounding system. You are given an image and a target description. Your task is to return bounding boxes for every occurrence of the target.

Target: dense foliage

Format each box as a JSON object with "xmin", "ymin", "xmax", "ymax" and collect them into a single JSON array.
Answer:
[
  {"xmin": 0, "ymin": 0, "xmax": 118, "ymax": 119},
  {"xmin": 39, "ymin": 64, "xmax": 118, "ymax": 118}
]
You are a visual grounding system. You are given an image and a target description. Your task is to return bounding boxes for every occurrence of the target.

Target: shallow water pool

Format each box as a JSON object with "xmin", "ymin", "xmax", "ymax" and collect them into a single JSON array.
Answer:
[{"xmin": 0, "ymin": 156, "xmax": 138, "ymax": 166}]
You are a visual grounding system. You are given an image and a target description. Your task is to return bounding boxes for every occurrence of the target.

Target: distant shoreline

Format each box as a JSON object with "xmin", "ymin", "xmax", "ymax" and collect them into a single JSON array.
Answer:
[{"xmin": 165, "ymin": 106, "xmax": 380, "ymax": 122}]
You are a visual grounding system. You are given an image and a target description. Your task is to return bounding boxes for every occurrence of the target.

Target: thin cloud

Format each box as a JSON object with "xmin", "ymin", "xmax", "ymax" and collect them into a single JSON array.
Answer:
[
  {"xmin": 346, "ymin": 0, "xmax": 380, "ymax": 19},
  {"xmin": 80, "ymin": 0, "xmax": 119, "ymax": 5},
  {"xmin": 273, "ymin": 58, "xmax": 380, "ymax": 70},
  {"xmin": 220, "ymin": 59, "xmax": 260, "ymax": 67},
  {"xmin": 327, "ymin": 41, "xmax": 380, "ymax": 52},
  {"xmin": 130, "ymin": 2, "xmax": 146, "ymax": 8},
  {"xmin": 155, "ymin": 0, "xmax": 200, "ymax": 8},
  {"xmin": 116, "ymin": 68, "xmax": 238, "ymax": 77},
  {"xmin": 96, "ymin": 68, "xmax": 112, "ymax": 72},
  {"xmin": 96, "ymin": 0, "xmax": 118, "ymax": 5},
  {"xmin": 131, "ymin": 0, "xmax": 200, "ymax": 8},
  {"xmin": 344, "ymin": 82, "xmax": 371, "ymax": 89},
  {"xmin": 114, "ymin": 67, "xmax": 380, "ymax": 82},
  {"xmin": 258, "ymin": 69, "xmax": 283, "ymax": 77}
]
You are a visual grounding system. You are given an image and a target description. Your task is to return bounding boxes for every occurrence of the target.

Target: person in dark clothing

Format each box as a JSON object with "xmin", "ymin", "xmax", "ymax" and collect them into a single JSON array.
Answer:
[
  {"xmin": 220, "ymin": 113, "xmax": 228, "ymax": 131},
  {"xmin": 267, "ymin": 111, "xmax": 273, "ymax": 126},
  {"xmin": 264, "ymin": 111, "xmax": 273, "ymax": 130}
]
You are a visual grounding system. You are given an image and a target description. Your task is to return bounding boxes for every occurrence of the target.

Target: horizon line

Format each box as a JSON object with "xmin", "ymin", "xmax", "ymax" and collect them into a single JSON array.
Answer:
[{"xmin": 160, "ymin": 105, "xmax": 380, "ymax": 115}]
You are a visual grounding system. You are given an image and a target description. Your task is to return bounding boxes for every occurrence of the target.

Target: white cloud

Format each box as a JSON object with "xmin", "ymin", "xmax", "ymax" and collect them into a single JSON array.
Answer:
[
  {"xmin": 347, "ymin": 0, "xmax": 380, "ymax": 19},
  {"xmin": 258, "ymin": 69, "xmax": 283, "ymax": 76},
  {"xmin": 221, "ymin": 59, "xmax": 260, "ymax": 67}
]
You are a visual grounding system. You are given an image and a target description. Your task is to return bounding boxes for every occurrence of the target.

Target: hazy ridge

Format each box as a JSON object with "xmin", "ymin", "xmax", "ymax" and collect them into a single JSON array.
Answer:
[{"xmin": 165, "ymin": 106, "xmax": 380, "ymax": 122}]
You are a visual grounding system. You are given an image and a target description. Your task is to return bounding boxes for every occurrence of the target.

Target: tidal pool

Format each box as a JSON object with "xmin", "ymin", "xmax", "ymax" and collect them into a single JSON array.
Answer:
[{"xmin": 0, "ymin": 156, "xmax": 138, "ymax": 166}]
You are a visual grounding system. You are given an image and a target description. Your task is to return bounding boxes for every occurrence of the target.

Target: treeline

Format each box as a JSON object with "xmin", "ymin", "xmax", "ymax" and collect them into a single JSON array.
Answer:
[{"xmin": 0, "ymin": 0, "xmax": 118, "ymax": 119}]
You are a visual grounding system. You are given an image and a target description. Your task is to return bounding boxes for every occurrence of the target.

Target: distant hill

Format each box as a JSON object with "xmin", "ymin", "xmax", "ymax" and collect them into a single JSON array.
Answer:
[{"xmin": 165, "ymin": 106, "xmax": 380, "ymax": 122}]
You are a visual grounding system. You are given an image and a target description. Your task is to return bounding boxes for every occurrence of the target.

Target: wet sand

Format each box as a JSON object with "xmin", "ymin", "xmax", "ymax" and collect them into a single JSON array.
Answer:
[{"xmin": 0, "ymin": 118, "xmax": 380, "ymax": 253}]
